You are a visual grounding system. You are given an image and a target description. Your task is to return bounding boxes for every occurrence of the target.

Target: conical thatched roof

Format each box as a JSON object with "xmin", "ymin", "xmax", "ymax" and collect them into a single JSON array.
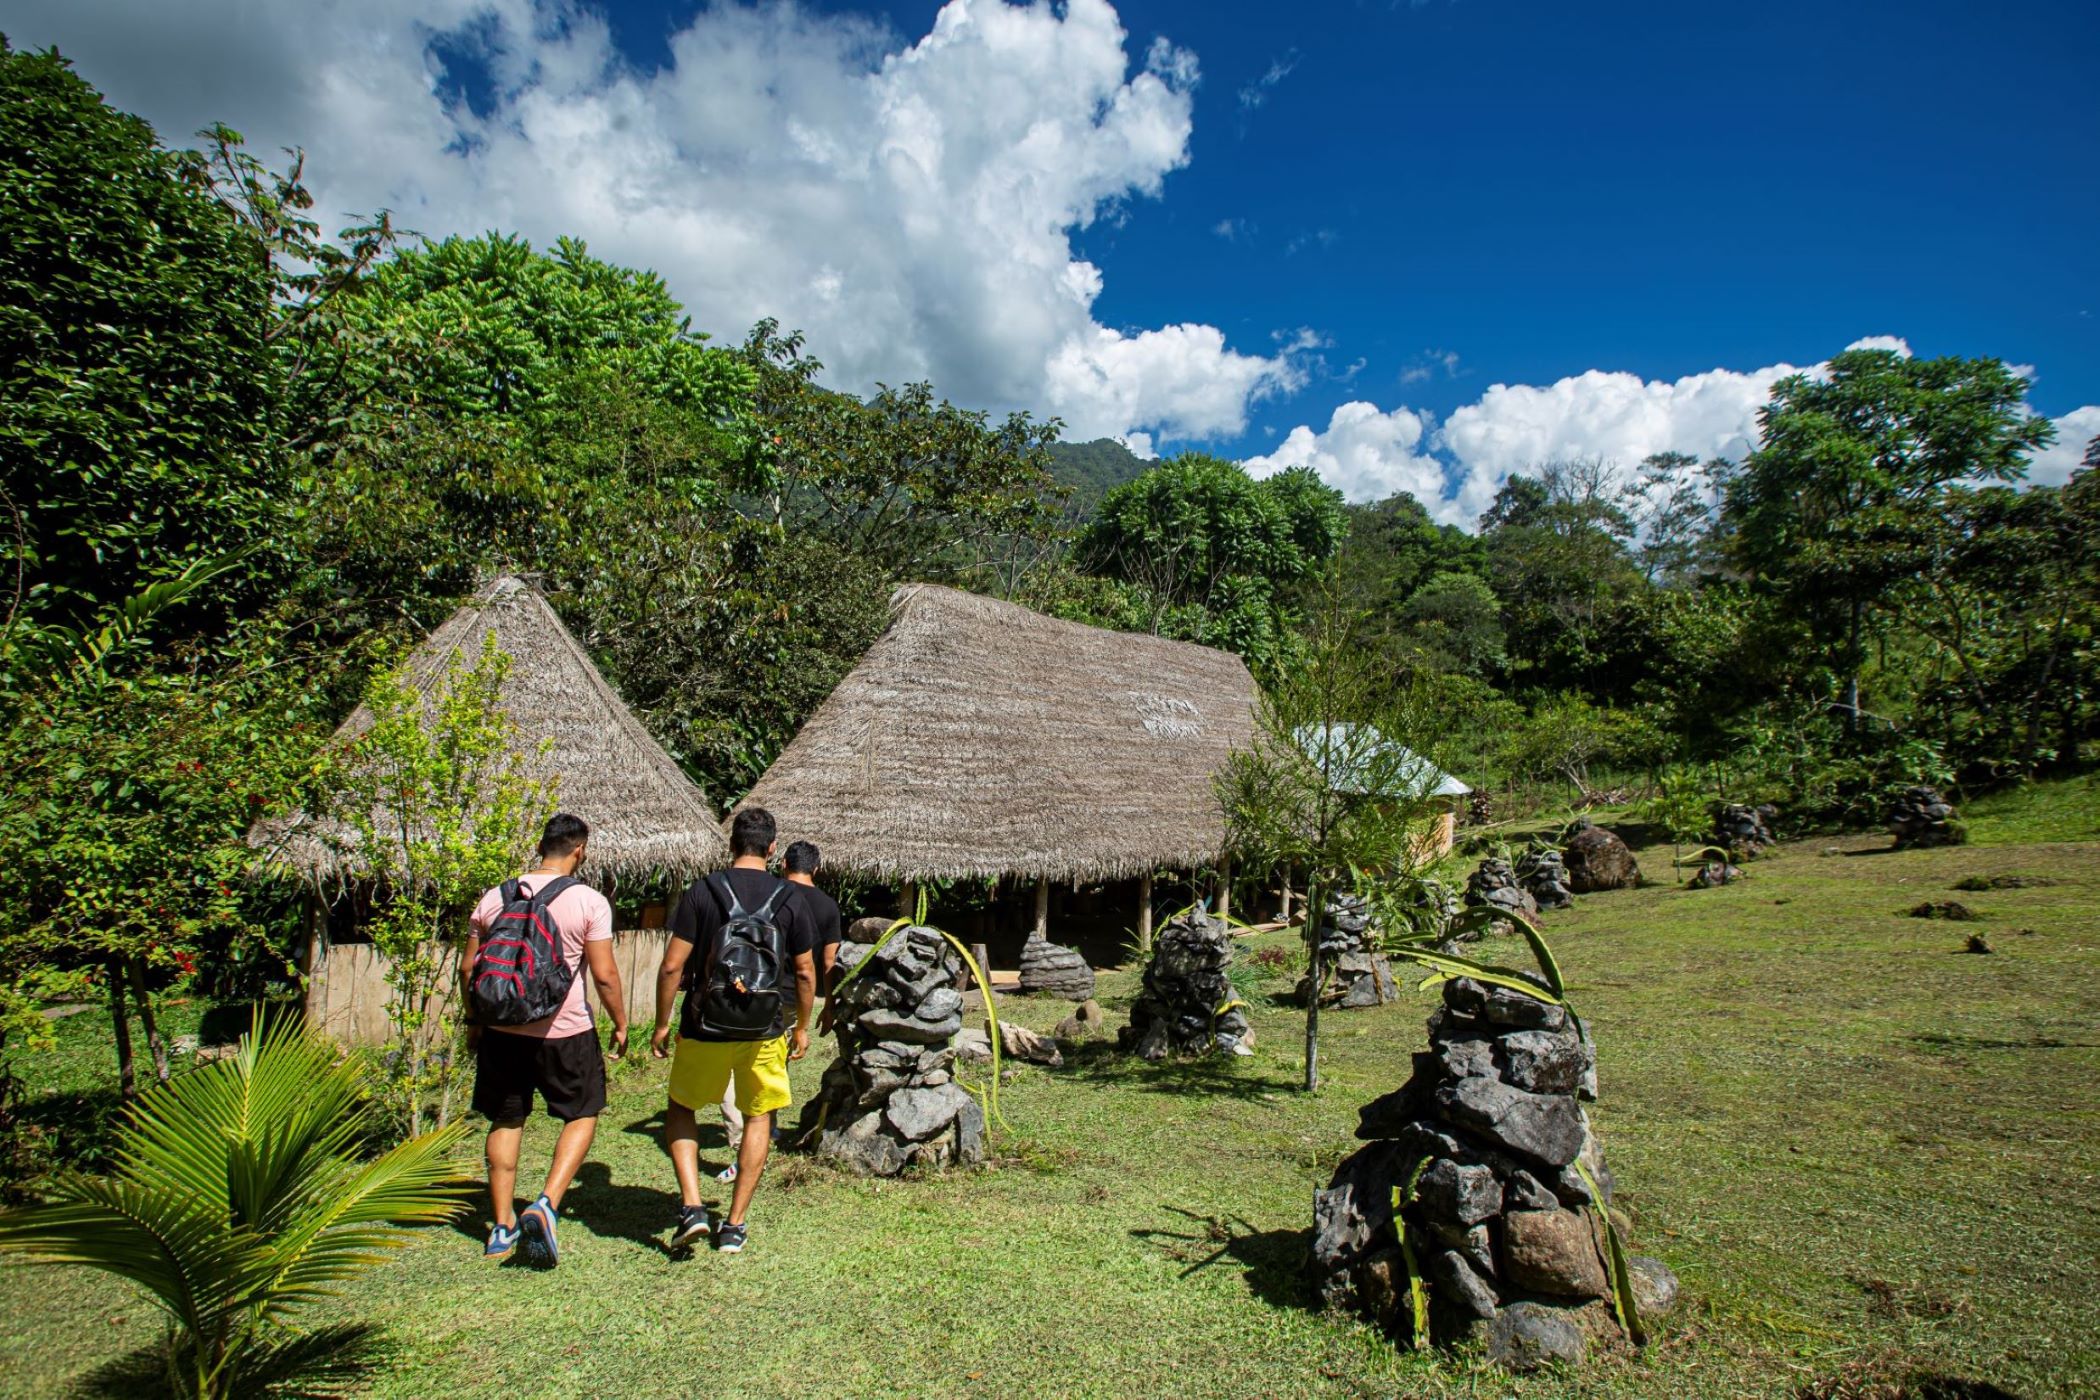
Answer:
[
  {"xmin": 739, "ymin": 583, "xmax": 1258, "ymax": 883},
  {"xmin": 263, "ymin": 577, "xmax": 726, "ymax": 882}
]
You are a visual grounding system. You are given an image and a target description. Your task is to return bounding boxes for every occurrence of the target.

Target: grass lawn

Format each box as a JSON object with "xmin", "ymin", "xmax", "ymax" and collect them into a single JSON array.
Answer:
[{"xmin": 4, "ymin": 788, "xmax": 2097, "ymax": 1399}]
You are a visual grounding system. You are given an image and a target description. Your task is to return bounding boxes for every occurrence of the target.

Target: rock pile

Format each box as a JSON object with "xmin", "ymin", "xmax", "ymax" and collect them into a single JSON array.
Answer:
[
  {"xmin": 1516, "ymin": 850, "xmax": 1575, "ymax": 911},
  {"xmin": 1712, "ymin": 803, "xmax": 1778, "ymax": 858},
  {"xmin": 1120, "ymin": 908, "xmax": 1254, "ymax": 1059},
  {"xmin": 799, "ymin": 924, "xmax": 984, "ymax": 1176},
  {"xmin": 1297, "ymin": 894, "xmax": 1398, "ymax": 1009},
  {"xmin": 1017, "ymin": 935, "xmax": 1096, "ymax": 1001},
  {"xmin": 1887, "ymin": 786, "xmax": 1965, "ymax": 848},
  {"xmin": 1563, "ymin": 820, "xmax": 1640, "ymax": 892},
  {"xmin": 1464, "ymin": 858, "xmax": 1538, "ymax": 933},
  {"xmin": 1308, "ymin": 973, "xmax": 1677, "ymax": 1370},
  {"xmin": 1686, "ymin": 858, "xmax": 1742, "ymax": 889}
]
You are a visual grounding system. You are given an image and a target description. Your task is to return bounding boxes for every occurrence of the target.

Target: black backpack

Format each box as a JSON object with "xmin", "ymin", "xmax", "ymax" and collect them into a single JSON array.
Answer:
[
  {"xmin": 468, "ymin": 876, "xmax": 580, "ymax": 1026},
  {"xmin": 692, "ymin": 873, "xmax": 789, "ymax": 1040}
]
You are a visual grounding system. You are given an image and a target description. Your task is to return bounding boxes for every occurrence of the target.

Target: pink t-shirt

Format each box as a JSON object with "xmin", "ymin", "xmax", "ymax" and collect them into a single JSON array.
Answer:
[{"xmin": 470, "ymin": 877, "xmax": 614, "ymax": 1040}]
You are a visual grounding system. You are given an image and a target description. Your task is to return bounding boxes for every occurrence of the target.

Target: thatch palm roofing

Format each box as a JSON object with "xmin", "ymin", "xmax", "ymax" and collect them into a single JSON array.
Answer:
[
  {"xmin": 263, "ymin": 577, "xmax": 726, "ymax": 882},
  {"xmin": 740, "ymin": 583, "xmax": 1259, "ymax": 883}
]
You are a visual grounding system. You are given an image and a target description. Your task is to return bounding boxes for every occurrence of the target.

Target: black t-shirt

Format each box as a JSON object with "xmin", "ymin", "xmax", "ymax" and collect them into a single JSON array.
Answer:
[
  {"xmin": 791, "ymin": 881, "xmax": 843, "ymax": 953},
  {"xmin": 669, "ymin": 868, "xmax": 817, "ymax": 1041}
]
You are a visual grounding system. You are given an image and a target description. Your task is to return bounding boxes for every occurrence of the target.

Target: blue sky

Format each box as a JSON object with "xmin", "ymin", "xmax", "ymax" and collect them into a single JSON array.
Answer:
[{"xmin": 10, "ymin": 0, "xmax": 2097, "ymax": 519}]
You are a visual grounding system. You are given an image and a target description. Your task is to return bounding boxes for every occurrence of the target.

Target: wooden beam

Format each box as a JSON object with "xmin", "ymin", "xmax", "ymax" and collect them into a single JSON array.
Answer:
[
  {"xmin": 1139, "ymin": 873, "xmax": 1156, "ymax": 953},
  {"xmin": 1217, "ymin": 853, "xmax": 1233, "ymax": 923},
  {"xmin": 1032, "ymin": 877, "xmax": 1049, "ymax": 941}
]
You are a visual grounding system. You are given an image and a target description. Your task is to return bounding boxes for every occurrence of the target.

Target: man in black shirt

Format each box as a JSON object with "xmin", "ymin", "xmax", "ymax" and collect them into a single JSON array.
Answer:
[
  {"xmin": 651, "ymin": 807, "xmax": 816, "ymax": 1254},
  {"xmin": 781, "ymin": 840, "xmax": 843, "ymax": 992}
]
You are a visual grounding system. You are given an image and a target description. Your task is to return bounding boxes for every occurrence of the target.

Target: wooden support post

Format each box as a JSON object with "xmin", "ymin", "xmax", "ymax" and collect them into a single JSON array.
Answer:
[
  {"xmin": 1032, "ymin": 877, "xmax": 1049, "ymax": 941},
  {"xmin": 971, "ymin": 942, "xmax": 990, "ymax": 993},
  {"xmin": 898, "ymin": 882, "xmax": 918, "ymax": 920},
  {"xmin": 1217, "ymin": 853, "xmax": 1233, "ymax": 924},
  {"xmin": 1140, "ymin": 873, "xmax": 1157, "ymax": 952}
]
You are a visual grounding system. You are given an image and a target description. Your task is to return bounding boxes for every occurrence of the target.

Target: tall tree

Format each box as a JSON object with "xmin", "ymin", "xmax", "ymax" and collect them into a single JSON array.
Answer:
[{"xmin": 1724, "ymin": 348, "xmax": 2052, "ymax": 728}]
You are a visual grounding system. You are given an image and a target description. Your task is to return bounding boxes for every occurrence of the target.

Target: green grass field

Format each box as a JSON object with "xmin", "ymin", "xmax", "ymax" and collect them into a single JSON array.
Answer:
[{"xmin": 5, "ymin": 784, "xmax": 2097, "ymax": 1399}]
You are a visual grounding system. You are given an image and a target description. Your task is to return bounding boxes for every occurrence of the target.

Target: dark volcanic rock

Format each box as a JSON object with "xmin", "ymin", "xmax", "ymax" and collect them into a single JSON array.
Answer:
[
  {"xmin": 1488, "ymin": 1301, "xmax": 1587, "ymax": 1373},
  {"xmin": 1120, "ymin": 908, "xmax": 1252, "ymax": 1058},
  {"xmin": 1563, "ymin": 820, "xmax": 1640, "ymax": 893},
  {"xmin": 1464, "ymin": 858, "xmax": 1538, "ymax": 927},
  {"xmin": 1517, "ymin": 849, "xmax": 1576, "ymax": 911},
  {"xmin": 1435, "ymin": 1075, "xmax": 1587, "ymax": 1168},
  {"xmin": 1887, "ymin": 785, "xmax": 1965, "ymax": 848},
  {"xmin": 1500, "ymin": 1207, "xmax": 1609, "ymax": 1298},
  {"xmin": 1017, "ymin": 935, "xmax": 1096, "ymax": 1000}
]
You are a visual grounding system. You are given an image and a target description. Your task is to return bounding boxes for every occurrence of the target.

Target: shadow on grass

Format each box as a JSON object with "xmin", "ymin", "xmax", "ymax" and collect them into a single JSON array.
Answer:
[
  {"xmin": 7, "ymin": 1087, "xmax": 123, "ymax": 1186},
  {"xmin": 73, "ymin": 1322, "xmax": 387, "ymax": 1399},
  {"xmin": 1130, "ymin": 1205, "xmax": 1312, "ymax": 1313},
  {"xmin": 1059, "ymin": 1041, "xmax": 1297, "ymax": 1102},
  {"xmin": 561, "ymin": 1160, "xmax": 717, "ymax": 1257}
]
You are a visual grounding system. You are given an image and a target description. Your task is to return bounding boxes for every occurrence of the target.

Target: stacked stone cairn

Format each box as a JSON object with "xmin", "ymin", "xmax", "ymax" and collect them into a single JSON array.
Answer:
[
  {"xmin": 1119, "ymin": 907, "xmax": 1254, "ymax": 1059},
  {"xmin": 1309, "ymin": 972, "xmax": 1679, "ymax": 1371},
  {"xmin": 1562, "ymin": 819, "xmax": 1641, "ymax": 893},
  {"xmin": 1017, "ymin": 934, "xmax": 1096, "ymax": 1000},
  {"xmin": 1712, "ymin": 802, "xmax": 1779, "ymax": 859},
  {"xmin": 1515, "ymin": 849, "xmax": 1575, "ymax": 911},
  {"xmin": 1297, "ymin": 894, "xmax": 1398, "ymax": 1009},
  {"xmin": 1398, "ymin": 877, "xmax": 1461, "ymax": 945},
  {"xmin": 800, "ymin": 924, "xmax": 985, "ymax": 1176},
  {"xmin": 1463, "ymin": 858, "xmax": 1538, "ymax": 936},
  {"xmin": 1686, "ymin": 857, "xmax": 1742, "ymax": 889},
  {"xmin": 1887, "ymin": 785, "xmax": 1965, "ymax": 848}
]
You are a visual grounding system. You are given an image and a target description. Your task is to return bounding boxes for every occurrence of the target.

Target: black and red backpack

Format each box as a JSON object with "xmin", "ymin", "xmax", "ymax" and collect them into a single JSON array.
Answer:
[{"xmin": 468, "ymin": 876, "xmax": 579, "ymax": 1026}]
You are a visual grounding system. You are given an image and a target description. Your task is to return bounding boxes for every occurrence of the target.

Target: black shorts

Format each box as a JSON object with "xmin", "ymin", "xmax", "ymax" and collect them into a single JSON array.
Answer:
[{"xmin": 472, "ymin": 1028, "xmax": 607, "ymax": 1123}]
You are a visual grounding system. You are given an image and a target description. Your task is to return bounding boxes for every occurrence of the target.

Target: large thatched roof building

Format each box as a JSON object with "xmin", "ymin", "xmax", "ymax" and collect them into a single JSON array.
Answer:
[
  {"xmin": 264, "ymin": 576, "xmax": 726, "ymax": 884},
  {"xmin": 740, "ymin": 583, "xmax": 1258, "ymax": 885}
]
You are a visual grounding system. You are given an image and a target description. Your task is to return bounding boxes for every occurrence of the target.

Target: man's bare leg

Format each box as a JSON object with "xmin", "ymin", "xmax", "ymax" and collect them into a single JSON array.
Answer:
[
  {"xmin": 725, "ymin": 1110, "xmax": 772, "ymax": 1226},
  {"xmin": 539, "ymin": 1116, "xmax": 597, "ymax": 1212},
  {"xmin": 666, "ymin": 1099, "xmax": 704, "ymax": 1208},
  {"xmin": 486, "ymin": 1120, "xmax": 524, "ymax": 1226}
]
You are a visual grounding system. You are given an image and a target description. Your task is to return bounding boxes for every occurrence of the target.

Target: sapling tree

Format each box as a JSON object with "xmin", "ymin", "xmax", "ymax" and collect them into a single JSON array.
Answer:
[
  {"xmin": 1216, "ymin": 583, "xmax": 1459, "ymax": 1091},
  {"xmin": 327, "ymin": 633, "xmax": 549, "ymax": 1136}
]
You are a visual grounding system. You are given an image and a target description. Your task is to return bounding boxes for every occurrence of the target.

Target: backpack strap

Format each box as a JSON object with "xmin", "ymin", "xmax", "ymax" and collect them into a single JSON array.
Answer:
[
  {"xmin": 501, "ymin": 878, "xmax": 522, "ymax": 905},
  {"xmin": 750, "ymin": 879, "xmax": 788, "ymax": 921},
  {"xmin": 706, "ymin": 872, "xmax": 749, "ymax": 922}
]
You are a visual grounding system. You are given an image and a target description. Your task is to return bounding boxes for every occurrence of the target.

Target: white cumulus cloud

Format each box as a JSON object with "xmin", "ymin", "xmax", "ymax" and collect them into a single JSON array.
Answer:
[
  {"xmin": 10, "ymin": 0, "xmax": 1299, "ymax": 442},
  {"xmin": 2029, "ymin": 406, "xmax": 2100, "ymax": 486},
  {"xmin": 1243, "ymin": 401, "xmax": 1446, "ymax": 505}
]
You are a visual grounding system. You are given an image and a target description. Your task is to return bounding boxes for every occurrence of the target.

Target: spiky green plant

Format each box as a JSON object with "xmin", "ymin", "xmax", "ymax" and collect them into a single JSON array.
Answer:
[{"xmin": 0, "ymin": 1011, "xmax": 469, "ymax": 1398}]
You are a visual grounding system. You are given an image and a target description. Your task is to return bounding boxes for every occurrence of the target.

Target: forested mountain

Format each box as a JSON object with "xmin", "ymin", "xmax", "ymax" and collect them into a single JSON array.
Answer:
[{"xmin": 1045, "ymin": 436, "xmax": 1149, "ymax": 515}]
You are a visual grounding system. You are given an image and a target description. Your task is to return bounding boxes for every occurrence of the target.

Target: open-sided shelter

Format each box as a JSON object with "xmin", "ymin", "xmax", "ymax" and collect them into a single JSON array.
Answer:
[{"xmin": 739, "ymin": 583, "xmax": 1259, "ymax": 949}]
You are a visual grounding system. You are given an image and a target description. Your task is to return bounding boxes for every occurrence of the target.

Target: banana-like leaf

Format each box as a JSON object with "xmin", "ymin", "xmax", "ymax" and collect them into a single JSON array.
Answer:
[
  {"xmin": 1388, "ymin": 946, "xmax": 1566, "ymax": 1006},
  {"xmin": 1391, "ymin": 1157, "xmax": 1433, "ymax": 1350},
  {"xmin": 1573, "ymin": 1157, "xmax": 1646, "ymax": 1347},
  {"xmin": 1445, "ymin": 906, "xmax": 1566, "ymax": 999}
]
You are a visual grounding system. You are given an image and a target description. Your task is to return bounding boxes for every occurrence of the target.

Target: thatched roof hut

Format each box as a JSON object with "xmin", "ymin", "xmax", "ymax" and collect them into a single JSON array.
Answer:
[
  {"xmin": 263, "ymin": 576, "xmax": 726, "ymax": 883},
  {"xmin": 739, "ymin": 583, "xmax": 1258, "ymax": 884}
]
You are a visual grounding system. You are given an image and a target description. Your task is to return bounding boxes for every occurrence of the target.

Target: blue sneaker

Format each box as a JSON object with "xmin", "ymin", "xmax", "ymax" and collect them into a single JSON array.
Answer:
[
  {"xmin": 484, "ymin": 1222, "xmax": 519, "ymax": 1259},
  {"xmin": 519, "ymin": 1196, "xmax": 560, "ymax": 1268}
]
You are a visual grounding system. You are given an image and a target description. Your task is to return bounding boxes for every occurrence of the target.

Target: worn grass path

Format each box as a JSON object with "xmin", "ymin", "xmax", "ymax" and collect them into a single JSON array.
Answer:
[{"xmin": 5, "ymin": 779, "xmax": 2097, "ymax": 1398}]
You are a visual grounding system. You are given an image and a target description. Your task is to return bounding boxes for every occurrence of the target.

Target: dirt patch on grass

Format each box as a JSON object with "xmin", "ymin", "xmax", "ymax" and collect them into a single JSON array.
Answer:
[
  {"xmin": 1908, "ymin": 900, "xmax": 1982, "ymax": 920},
  {"xmin": 1952, "ymin": 874, "xmax": 2057, "ymax": 891}
]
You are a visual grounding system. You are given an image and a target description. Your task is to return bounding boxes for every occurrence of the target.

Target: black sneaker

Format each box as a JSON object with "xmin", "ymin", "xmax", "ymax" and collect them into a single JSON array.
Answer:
[
  {"xmin": 715, "ymin": 1221, "xmax": 748, "ymax": 1254},
  {"xmin": 670, "ymin": 1205, "xmax": 710, "ymax": 1251}
]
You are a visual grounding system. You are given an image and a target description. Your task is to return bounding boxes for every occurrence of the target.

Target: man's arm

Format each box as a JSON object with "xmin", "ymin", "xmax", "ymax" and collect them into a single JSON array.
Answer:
[
  {"xmin": 584, "ymin": 937, "xmax": 628, "ymax": 1056},
  {"xmin": 651, "ymin": 936, "xmax": 692, "ymax": 1058},
  {"xmin": 789, "ymin": 949, "xmax": 816, "ymax": 1061}
]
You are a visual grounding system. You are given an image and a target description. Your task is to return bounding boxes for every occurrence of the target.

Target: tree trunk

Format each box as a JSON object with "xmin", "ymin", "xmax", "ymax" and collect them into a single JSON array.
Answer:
[
  {"xmin": 108, "ymin": 962, "xmax": 136, "ymax": 1099},
  {"xmin": 1135, "ymin": 873, "xmax": 1153, "ymax": 957},
  {"xmin": 1279, "ymin": 867, "xmax": 1293, "ymax": 922},
  {"xmin": 1842, "ymin": 597, "xmax": 1864, "ymax": 735},
  {"xmin": 126, "ymin": 957, "xmax": 172, "ymax": 1086},
  {"xmin": 1302, "ymin": 878, "xmax": 1325, "ymax": 1093}
]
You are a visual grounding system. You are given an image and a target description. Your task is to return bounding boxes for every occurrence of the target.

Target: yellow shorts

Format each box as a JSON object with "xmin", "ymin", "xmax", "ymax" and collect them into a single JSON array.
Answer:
[{"xmin": 668, "ymin": 1036, "xmax": 792, "ymax": 1117}]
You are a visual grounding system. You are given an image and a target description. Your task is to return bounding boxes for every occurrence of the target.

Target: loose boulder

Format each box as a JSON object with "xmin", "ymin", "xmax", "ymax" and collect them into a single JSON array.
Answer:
[
  {"xmin": 1563, "ymin": 820, "xmax": 1640, "ymax": 893},
  {"xmin": 798, "ymin": 925, "xmax": 985, "ymax": 1176},
  {"xmin": 1887, "ymin": 785, "xmax": 1965, "ymax": 848},
  {"xmin": 1017, "ymin": 935, "xmax": 1096, "ymax": 1001},
  {"xmin": 1119, "ymin": 908, "xmax": 1253, "ymax": 1059}
]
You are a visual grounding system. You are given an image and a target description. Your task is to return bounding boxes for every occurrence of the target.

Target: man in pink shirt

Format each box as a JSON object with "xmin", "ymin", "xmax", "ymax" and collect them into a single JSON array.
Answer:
[{"xmin": 462, "ymin": 813, "xmax": 628, "ymax": 1267}]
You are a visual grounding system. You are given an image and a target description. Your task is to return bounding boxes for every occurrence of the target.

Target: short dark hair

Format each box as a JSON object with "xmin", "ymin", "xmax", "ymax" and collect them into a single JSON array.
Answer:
[
  {"xmin": 539, "ymin": 812, "xmax": 590, "ymax": 859},
  {"xmin": 729, "ymin": 806, "xmax": 778, "ymax": 858},
  {"xmin": 782, "ymin": 840, "xmax": 820, "ymax": 874}
]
